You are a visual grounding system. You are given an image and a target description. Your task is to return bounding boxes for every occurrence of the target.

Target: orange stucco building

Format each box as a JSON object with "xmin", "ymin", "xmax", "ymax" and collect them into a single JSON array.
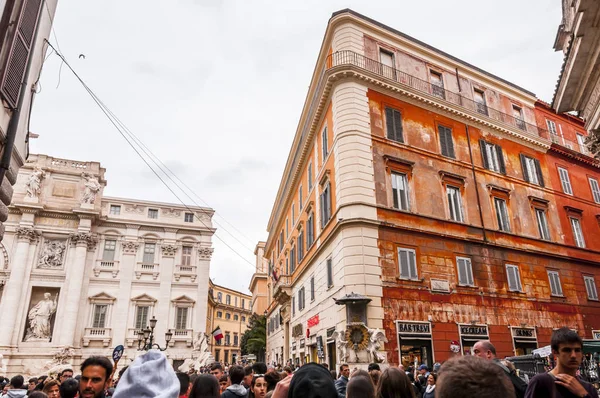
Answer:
[{"xmin": 264, "ymin": 9, "xmax": 600, "ymax": 369}]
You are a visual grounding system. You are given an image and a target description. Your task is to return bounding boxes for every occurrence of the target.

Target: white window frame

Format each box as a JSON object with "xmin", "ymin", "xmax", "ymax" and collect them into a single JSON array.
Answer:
[
  {"xmin": 577, "ymin": 133, "xmax": 587, "ymax": 153},
  {"xmin": 92, "ymin": 304, "xmax": 108, "ymax": 328},
  {"xmin": 535, "ymin": 208, "xmax": 551, "ymax": 241},
  {"xmin": 558, "ymin": 167, "xmax": 573, "ymax": 195},
  {"xmin": 548, "ymin": 270, "xmax": 563, "ymax": 297},
  {"xmin": 524, "ymin": 156, "xmax": 540, "ymax": 185},
  {"xmin": 505, "ymin": 264, "xmax": 523, "ymax": 292},
  {"xmin": 142, "ymin": 243, "xmax": 156, "ymax": 264},
  {"xmin": 446, "ymin": 185, "xmax": 464, "ymax": 222},
  {"xmin": 322, "ymin": 127, "xmax": 328, "ymax": 162},
  {"xmin": 546, "ymin": 120, "xmax": 557, "ymax": 135},
  {"xmin": 474, "ymin": 89, "xmax": 487, "ymax": 115},
  {"xmin": 181, "ymin": 245, "xmax": 193, "ymax": 266},
  {"xmin": 109, "ymin": 205, "xmax": 121, "ymax": 215},
  {"xmin": 397, "ymin": 247, "xmax": 418, "ymax": 280},
  {"xmin": 456, "ymin": 257, "xmax": 474, "ymax": 286},
  {"xmin": 102, "ymin": 239, "xmax": 117, "ymax": 261},
  {"xmin": 494, "ymin": 197, "xmax": 511, "ymax": 232},
  {"xmin": 589, "ymin": 178, "xmax": 600, "ymax": 204},
  {"xmin": 570, "ymin": 217, "xmax": 586, "ymax": 248},
  {"xmin": 134, "ymin": 305, "xmax": 150, "ymax": 330},
  {"xmin": 175, "ymin": 307, "xmax": 189, "ymax": 330},
  {"xmin": 485, "ymin": 142, "xmax": 501, "ymax": 172},
  {"xmin": 391, "ymin": 172, "xmax": 410, "ymax": 211},
  {"xmin": 584, "ymin": 276, "xmax": 599, "ymax": 301}
]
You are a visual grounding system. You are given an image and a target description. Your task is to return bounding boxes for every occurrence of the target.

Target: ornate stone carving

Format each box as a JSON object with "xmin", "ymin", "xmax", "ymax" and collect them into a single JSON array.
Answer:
[
  {"xmin": 198, "ymin": 212, "xmax": 211, "ymax": 222},
  {"xmin": 81, "ymin": 173, "xmax": 101, "ymax": 205},
  {"xmin": 15, "ymin": 227, "xmax": 40, "ymax": 243},
  {"xmin": 198, "ymin": 247, "xmax": 214, "ymax": 259},
  {"xmin": 161, "ymin": 244, "xmax": 178, "ymax": 257},
  {"xmin": 70, "ymin": 232, "xmax": 98, "ymax": 251},
  {"xmin": 162, "ymin": 208, "xmax": 181, "ymax": 218},
  {"xmin": 24, "ymin": 292, "xmax": 58, "ymax": 341},
  {"xmin": 122, "ymin": 241, "xmax": 140, "ymax": 254},
  {"xmin": 38, "ymin": 240, "xmax": 67, "ymax": 268},
  {"xmin": 125, "ymin": 205, "xmax": 144, "ymax": 214},
  {"xmin": 26, "ymin": 167, "xmax": 46, "ymax": 199}
]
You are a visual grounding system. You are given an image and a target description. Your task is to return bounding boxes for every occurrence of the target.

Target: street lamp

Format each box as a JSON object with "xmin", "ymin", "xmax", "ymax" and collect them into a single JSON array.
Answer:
[{"xmin": 137, "ymin": 316, "xmax": 172, "ymax": 351}]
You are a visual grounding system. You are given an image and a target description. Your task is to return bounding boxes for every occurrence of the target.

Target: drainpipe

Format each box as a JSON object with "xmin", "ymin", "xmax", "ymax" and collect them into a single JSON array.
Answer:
[
  {"xmin": 464, "ymin": 124, "xmax": 487, "ymax": 243},
  {"xmin": 0, "ymin": 0, "xmax": 46, "ymax": 184}
]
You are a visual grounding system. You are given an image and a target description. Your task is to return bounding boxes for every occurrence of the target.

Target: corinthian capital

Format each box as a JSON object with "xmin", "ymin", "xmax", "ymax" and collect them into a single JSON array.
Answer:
[
  {"xmin": 70, "ymin": 232, "xmax": 98, "ymax": 251},
  {"xmin": 16, "ymin": 227, "xmax": 40, "ymax": 243}
]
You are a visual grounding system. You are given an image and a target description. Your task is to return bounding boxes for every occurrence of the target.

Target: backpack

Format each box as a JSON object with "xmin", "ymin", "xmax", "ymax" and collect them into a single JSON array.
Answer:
[{"xmin": 495, "ymin": 361, "xmax": 527, "ymax": 398}]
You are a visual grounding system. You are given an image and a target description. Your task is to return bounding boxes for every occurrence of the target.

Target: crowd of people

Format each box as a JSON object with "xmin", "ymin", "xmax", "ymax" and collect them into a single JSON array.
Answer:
[{"xmin": 0, "ymin": 327, "xmax": 597, "ymax": 397}]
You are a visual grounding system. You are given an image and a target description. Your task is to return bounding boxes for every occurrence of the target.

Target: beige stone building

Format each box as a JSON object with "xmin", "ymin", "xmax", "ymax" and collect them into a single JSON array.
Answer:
[
  {"xmin": 249, "ymin": 242, "xmax": 268, "ymax": 316},
  {"xmin": 206, "ymin": 280, "xmax": 251, "ymax": 364},
  {"xmin": 0, "ymin": 154, "xmax": 214, "ymax": 375}
]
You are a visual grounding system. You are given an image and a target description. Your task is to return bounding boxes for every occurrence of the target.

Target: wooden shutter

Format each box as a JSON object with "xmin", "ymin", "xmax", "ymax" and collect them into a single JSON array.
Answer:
[
  {"xmin": 534, "ymin": 159, "xmax": 544, "ymax": 187},
  {"xmin": 520, "ymin": 154, "xmax": 529, "ymax": 182},
  {"xmin": 496, "ymin": 145, "xmax": 506, "ymax": 174},
  {"xmin": 393, "ymin": 109, "xmax": 403, "ymax": 142},
  {"xmin": 398, "ymin": 248, "xmax": 409, "ymax": 278},
  {"xmin": 385, "ymin": 107, "xmax": 403, "ymax": 142},
  {"xmin": 479, "ymin": 140, "xmax": 489, "ymax": 169},
  {"xmin": 1, "ymin": 0, "xmax": 42, "ymax": 108},
  {"xmin": 439, "ymin": 126, "xmax": 455, "ymax": 158},
  {"xmin": 311, "ymin": 277, "xmax": 315, "ymax": 300},
  {"xmin": 327, "ymin": 258, "xmax": 333, "ymax": 287}
]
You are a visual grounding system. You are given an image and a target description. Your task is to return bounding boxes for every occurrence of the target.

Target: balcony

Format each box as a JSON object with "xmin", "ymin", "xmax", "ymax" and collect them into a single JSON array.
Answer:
[
  {"xmin": 135, "ymin": 262, "xmax": 159, "ymax": 280},
  {"xmin": 174, "ymin": 264, "xmax": 197, "ymax": 282},
  {"xmin": 549, "ymin": 133, "xmax": 592, "ymax": 156},
  {"xmin": 93, "ymin": 260, "xmax": 119, "ymax": 278},
  {"xmin": 273, "ymin": 274, "xmax": 292, "ymax": 305},
  {"xmin": 168, "ymin": 329, "xmax": 193, "ymax": 347},
  {"xmin": 326, "ymin": 50, "xmax": 549, "ymax": 140},
  {"xmin": 82, "ymin": 327, "xmax": 112, "ymax": 347}
]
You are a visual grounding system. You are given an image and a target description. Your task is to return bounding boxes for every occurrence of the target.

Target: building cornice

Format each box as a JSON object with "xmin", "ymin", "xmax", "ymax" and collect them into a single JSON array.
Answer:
[{"xmin": 549, "ymin": 143, "xmax": 600, "ymax": 169}]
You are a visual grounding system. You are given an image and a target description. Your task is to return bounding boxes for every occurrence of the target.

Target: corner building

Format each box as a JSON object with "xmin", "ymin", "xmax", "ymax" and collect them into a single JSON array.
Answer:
[{"xmin": 264, "ymin": 9, "xmax": 600, "ymax": 369}]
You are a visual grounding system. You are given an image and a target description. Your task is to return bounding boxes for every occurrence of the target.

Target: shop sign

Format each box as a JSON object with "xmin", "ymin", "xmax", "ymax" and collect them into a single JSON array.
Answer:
[
  {"xmin": 292, "ymin": 323, "xmax": 304, "ymax": 338},
  {"xmin": 511, "ymin": 327, "xmax": 536, "ymax": 339},
  {"xmin": 459, "ymin": 325, "xmax": 488, "ymax": 336},
  {"xmin": 307, "ymin": 314, "xmax": 320, "ymax": 328},
  {"xmin": 593, "ymin": 330, "xmax": 600, "ymax": 340},
  {"xmin": 316, "ymin": 336, "xmax": 325, "ymax": 359},
  {"xmin": 397, "ymin": 321, "xmax": 431, "ymax": 335},
  {"xmin": 300, "ymin": 339, "xmax": 305, "ymax": 348}
]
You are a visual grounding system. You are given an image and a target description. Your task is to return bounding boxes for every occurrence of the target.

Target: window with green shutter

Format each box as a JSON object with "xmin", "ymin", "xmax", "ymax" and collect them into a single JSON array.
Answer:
[
  {"xmin": 438, "ymin": 125, "xmax": 455, "ymax": 158},
  {"xmin": 385, "ymin": 107, "xmax": 404, "ymax": 143}
]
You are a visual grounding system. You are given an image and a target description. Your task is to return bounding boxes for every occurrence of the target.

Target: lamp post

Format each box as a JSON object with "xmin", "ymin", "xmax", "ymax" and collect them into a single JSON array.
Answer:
[{"xmin": 136, "ymin": 316, "xmax": 173, "ymax": 351}]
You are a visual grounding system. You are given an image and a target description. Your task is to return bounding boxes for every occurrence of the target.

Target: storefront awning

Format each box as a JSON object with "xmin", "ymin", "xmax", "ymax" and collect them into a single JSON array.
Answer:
[{"xmin": 583, "ymin": 340, "xmax": 600, "ymax": 353}]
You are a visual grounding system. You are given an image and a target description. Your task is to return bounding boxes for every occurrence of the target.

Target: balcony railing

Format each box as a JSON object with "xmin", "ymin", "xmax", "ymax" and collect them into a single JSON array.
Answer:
[
  {"xmin": 168, "ymin": 329, "xmax": 194, "ymax": 347},
  {"xmin": 135, "ymin": 262, "xmax": 160, "ymax": 280},
  {"xmin": 93, "ymin": 260, "xmax": 120, "ymax": 278},
  {"xmin": 176, "ymin": 265, "xmax": 196, "ymax": 274},
  {"xmin": 82, "ymin": 327, "xmax": 112, "ymax": 347},
  {"xmin": 326, "ymin": 50, "xmax": 549, "ymax": 139},
  {"xmin": 549, "ymin": 133, "xmax": 592, "ymax": 155}
]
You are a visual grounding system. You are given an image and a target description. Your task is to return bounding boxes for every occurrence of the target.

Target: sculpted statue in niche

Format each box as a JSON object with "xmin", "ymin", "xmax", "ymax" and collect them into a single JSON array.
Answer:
[
  {"xmin": 24, "ymin": 292, "xmax": 58, "ymax": 342},
  {"xmin": 26, "ymin": 167, "xmax": 45, "ymax": 199},
  {"xmin": 81, "ymin": 173, "xmax": 101, "ymax": 204},
  {"xmin": 38, "ymin": 240, "xmax": 67, "ymax": 268}
]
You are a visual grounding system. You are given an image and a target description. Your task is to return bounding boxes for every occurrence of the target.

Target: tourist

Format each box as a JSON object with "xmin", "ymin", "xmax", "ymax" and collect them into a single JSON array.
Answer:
[
  {"xmin": 219, "ymin": 376, "xmax": 230, "ymax": 395},
  {"xmin": 79, "ymin": 356, "xmax": 113, "ymax": 398},
  {"xmin": 188, "ymin": 374, "xmax": 219, "ymax": 398},
  {"xmin": 283, "ymin": 367, "xmax": 292, "ymax": 377},
  {"xmin": 251, "ymin": 363, "xmax": 267, "ymax": 375},
  {"xmin": 59, "ymin": 378, "xmax": 79, "ymax": 398},
  {"xmin": 27, "ymin": 378, "xmax": 38, "ymax": 393},
  {"xmin": 176, "ymin": 372, "xmax": 191, "ymax": 398},
  {"xmin": 41, "ymin": 380, "xmax": 59, "ymax": 398},
  {"xmin": 249, "ymin": 374, "xmax": 267, "ymax": 398},
  {"xmin": 347, "ymin": 372, "xmax": 375, "ymax": 398},
  {"xmin": 406, "ymin": 372, "xmax": 421, "ymax": 398},
  {"xmin": 473, "ymin": 340, "xmax": 527, "ymax": 398},
  {"xmin": 263, "ymin": 371, "xmax": 280, "ymax": 394},
  {"xmin": 113, "ymin": 350, "xmax": 179, "ymax": 398},
  {"xmin": 422, "ymin": 373, "xmax": 436, "ymax": 398},
  {"xmin": 242, "ymin": 366, "xmax": 253, "ymax": 389},
  {"xmin": 220, "ymin": 365, "xmax": 248, "ymax": 398},
  {"xmin": 27, "ymin": 393, "xmax": 47, "ymax": 398},
  {"xmin": 376, "ymin": 367, "xmax": 416, "ymax": 398},
  {"xmin": 285, "ymin": 363, "xmax": 337, "ymax": 398},
  {"xmin": 335, "ymin": 364, "xmax": 350, "ymax": 398},
  {"xmin": 5, "ymin": 376, "xmax": 26, "ymax": 398},
  {"xmin": 436, "ymin": 356, "xmax": 515, "ymax": 398},
  {"xmin": 59, "ymin": 369, "xmax": 73, "ymax": 384},
  {"xmin": 525, "ymin": 327, "xmax": 599, "ymax": 398},
  {"xmin": 210, "ymin": 363, "xmax": 224, "ymax": 381}
]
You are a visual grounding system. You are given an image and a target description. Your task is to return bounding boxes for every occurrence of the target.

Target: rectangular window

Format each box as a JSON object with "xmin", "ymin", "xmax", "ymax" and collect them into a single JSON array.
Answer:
[
  {"xmin": 184, "ymin": 213, "xmax": 194, "ymax": 223},
  {"xmin": 446, "ymin": 185, "xmax": 464, "ymax": 222},
  {"xmin": 535, "ymin": 208, "xmax": 551, "ymax": 241},
  {"xmin": 234, "ymin": 335, "xmax": 239, "ymax": 346},
  {"xmin": 135, "ymin": 306, "xmax": 149, "ymax": 330},
  {"xmin": 512, "ymin": 105, "xmax": 525, "ymax": 130},
  {"xmin": 298, "ymin": 287, "xmax": 305, "ymax": 311},
  {"xmin": 322, "ymin": 127, "xmax": 329, "ymax": 161},
  {"xmin": 226, "ymin": 313, "xmax": 231, "ymax": 320},
  {"xmin": 456, "ymin": 257, "xmax": 474, "ymax": 286},
  {"xmin": 241, "ymin": 299, "xmax": 245, "ymax": 309},
  {"xmin": 92, "ymin": 304, "xmax": 107, "ymax": 328},
  {"xmin": 520, "ymin": 155, "xmax": 544, "ymax": 186},
  {"xmin": 279, "ymin": 231, "xmax": 284, "ymax": 253},
  {"xmin": 480, "ymin": 140, "xmax": 506, "ymax": 174},
  {"xmin": 494, "ymin": 198, "xmax": 511, "ymax": 232},
  {"xmin": 299, "ymin": 185, "xmax": 303, "ymax": 210},
  {"xmin": 297, "ymin": 231, "xmax": 304, "ymax": 263},
  {"xmin": 385, "ymin": 107, "xmax": 404, "ymax": 143},
  {"xmin": 109, "ymin": 205, "xmax": 121, "ymax": 215},
  {"xmin": 326, "ymin": 258, "xmax": 333, "ymax": 288},
  {"xmin": 585, "ymin": 276, "xmax": 599, "ymax": 300},
  {"xmin": 397, "ymin": 248, "xmax": 418, "ymax": 280},
  {"xmin": 546, "ymin": 120, "xmax": 557, "ymax": 135},
  {"xmin": 577, "ymin": 134, "xmax": 587, "ymax": 153},
  {"xmin": 217, "ymin": 311, "xmax": 222, "ymax": 318},
  {"xmin": 474, "ymin": 89, "xmax": 488, "ymax": 115},
  {"xmin": 292, "ymin": 203, "xmax": 295, "ymax": 224},
  {"xmin": 548, "ymin": 271, "xmax": 563, "ymax": 296},
  {"xmin": 103, "ymin": 239, "xmax": 116, "ymax": 261},
  {"xmin": 505, "ymin": 264, "xmax": 522, "ymax": 292},
  {"xmin": 438, "ymin": 125, "xmax": 455, "ymax": 158},
  {"xmin": 143, "ymin": 243, "xmax": 156, "ymax": 264},
  {"xmin": 306, "ymin": 212, "xmax": 314, "ymax": 248},
  {"xmin": 320, "ymin": 183, "xmax": 332, "ymax": 228},
  {"xmin": 148, "ymin": 209, "xmax": 158, "ymax": 219},
  {"xmin": 391, "ymin": 172, "xmax": 410, "ymax": 211},
  {"xmin": 558, "ymin": 167, "xmax": 573, "ymax": 195},
  {"xmin": 310, "ymin": 277, "xmax": 315, "ymax": 301},
  {"xmin": 589, "ymin": 178, "xmax": 600, "ymax": 204},
  {"xmin": 430, "ymin": 70, "xmax": 445, "ymax": 99},
  {"xmin": 225, "ymin": 334, "xmax": 230, "ymax": 345},
  {"xmin": 570, "ymin": 217, "xmax": 585, "ymax": 248},
  {"xmin": 286, "ymin": 218, "xmax": 289, "ymax": 238},
  {"xmin": 217, "ymin": 292, "xmax": 222, "ymax": 303},
  {"xmin": 181, "ymin": 246, "xmax": 193, "ymax": 266},
  {"xmin": 226, "ymin": 295, "xmax": 231, "ymax": 305},
  {"xmin": 379, "ymin": 49, "xmax": 396, "ymax": 80},
  {"xmin": 290, "ymin": 246, "xmax": 296, "ymax": 273},
  {"xmin": 308, "ymin": 163, "xmax": 313, "ymax": 191},
  {"xmin": 292, "ymin": 294, "xmax": 295, "ymax": 316},
  {"xmin": 176, "ymin": 307, "xmax": 188, "ymax": 329}
]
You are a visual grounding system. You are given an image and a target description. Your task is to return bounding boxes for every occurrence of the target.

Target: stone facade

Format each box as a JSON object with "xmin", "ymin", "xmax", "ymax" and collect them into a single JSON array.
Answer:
[{"xmin": 0, "ymin": 154, "xmax": 214, "ymax": 375}]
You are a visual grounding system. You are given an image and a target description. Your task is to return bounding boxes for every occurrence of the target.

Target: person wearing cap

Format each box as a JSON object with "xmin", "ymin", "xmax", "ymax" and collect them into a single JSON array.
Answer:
[
  {"xmin": 113, "ymin": 350, "xmax": 180, "ymax": 398},
  {"xmin": 418, "ymin": 364, "xmax": 430, "ymax": 378}
]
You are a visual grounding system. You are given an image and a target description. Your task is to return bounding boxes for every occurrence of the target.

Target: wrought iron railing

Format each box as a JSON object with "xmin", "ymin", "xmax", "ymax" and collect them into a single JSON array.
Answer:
[{"xmin": 326, "ymin": 50, "xmax": 549, "ymax": 139}]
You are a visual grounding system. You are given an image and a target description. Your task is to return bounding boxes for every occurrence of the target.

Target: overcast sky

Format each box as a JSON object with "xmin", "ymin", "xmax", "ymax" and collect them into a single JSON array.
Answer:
[{"xmin": 30, "ymin": 0, "xmax": 564, "ymax": 294}]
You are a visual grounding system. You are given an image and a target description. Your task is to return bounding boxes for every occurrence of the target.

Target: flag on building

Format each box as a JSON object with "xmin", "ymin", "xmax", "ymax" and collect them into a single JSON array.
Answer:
[
  {"xmin": 212, "ymin": 326, "xmax": 223, "ymax": 341},
  {"xmin": 272, "ymin": 267, "xmax": 279, "ymax": 282}
]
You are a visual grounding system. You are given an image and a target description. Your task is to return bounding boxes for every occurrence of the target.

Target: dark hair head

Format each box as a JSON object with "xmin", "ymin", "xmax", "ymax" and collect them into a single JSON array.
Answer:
[
  {"xmin": 244, "ymin": 365, "xmax": 253, "ymax": 376},
  {"xmin": 437, "ymin": 356, "xmax": 515, "ymax": 398},
  {"xmin": 330, "ymin": 370, "xmax": 337, "ymax": 379},
  {"xmin": 80, "ymin": 356, "xmax": 113, "ymax": 381},
  {"xmin": 368, "ymin": 363, "xmax": 381, "ymax": 372},
  {"xmin": 219, "ymin": 375, "xmax": 228, "ymax": 383},
  {"xmin": 284, "ymin": 366, "xmax": 292, "ymax": 373},
  {"xmin": 321, "ymin": 363, "xmax": 329, "ymax": 369},
  {"xmin": 428, "ymin": 373, "xmax": 438, "ymax": 384},
  {"xmin": 347, "ymin": 374, "xmax": 375, "ymax": 398},
  {"xmin": 28, "ymin": 377, "xmax": 39, "ymax": 384},
  {"xmin": 551, "ymin": 327, "xmax": 583, "ymax": 352},
  {"xmin": 376, "ymin": 367, "xmax": 416, "ymax": 398},
  {"xmin": 59, "ymin": 378, "xmax": 79, "ymax": 398},
  {"xmin": 42, "ymin": 380, "xmax": 60, "ymax": 393},
  {"xmin": 117, "ymin": 366, "xmax": 129, "ymax": 379},
  {"xmin": 188, "ymin": 374, "xmax": 220, "ymax": 398},
  {"xmin": 263, "ymin": 371, "xmax": 280, "ymax": 392},
  {"xmin": 229, "ymin": 365, "xmax": 245, "ymax": 385},
  {"xmin": 210, "ymin": 363, "xmax": 223, "ymax": 372},
  {"xmin": 289, "ymin": 363, "xmax": 337, "ymax": 398},
  {"xmin": 28, "ymin": 392, "xmax": 48, "ymax": 398},
  {"xmin": 10, "ymin": 375, "xmax": 24, "ymax": 389},
  {"xmin": 369, "ymin": 369, "xmax": 381, "ymax": 386},
  {"xmin": 176, "ymin": 372, "xmax": 190, "ymax": 396},
  {"xmin": 339, "ymin": 363, "xmax": 349, "ymax": 372},
  {"xmin": 252, "ymin": 362, "xmax": 267, "ymax": 375},
  {"xmin": 59, "ymin": 368, "xmax": 74, "ymax": 377}
]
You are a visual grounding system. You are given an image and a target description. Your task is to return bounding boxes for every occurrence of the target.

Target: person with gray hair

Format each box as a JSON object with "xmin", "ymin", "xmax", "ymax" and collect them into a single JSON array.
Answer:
[
  {"xmin": 437, "ymin": 356, "xmax": 515, "ymax": 398},
  {"xmin": 473, "ymin": 340, "xmax": 527, "ymax": 398}
]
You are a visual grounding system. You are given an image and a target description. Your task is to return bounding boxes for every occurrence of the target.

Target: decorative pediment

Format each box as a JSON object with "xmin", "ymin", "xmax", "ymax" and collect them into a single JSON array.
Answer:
[
  {"xmin": 131, "ymin": 294, "xmax": 157, "ymax": 304},
  {"xmin": 171, "ymin": 295, "xmax": 195, "ymax": 307},
  {"xmin": 89, "ymin": 292, "xmax": 116, "ymax": 304}
]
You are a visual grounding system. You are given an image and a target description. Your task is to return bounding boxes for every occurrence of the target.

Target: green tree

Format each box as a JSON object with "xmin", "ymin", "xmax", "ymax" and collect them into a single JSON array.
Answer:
[{"xmin": 240, "ymin": 314, "xmax": 266, "ymax": 362}]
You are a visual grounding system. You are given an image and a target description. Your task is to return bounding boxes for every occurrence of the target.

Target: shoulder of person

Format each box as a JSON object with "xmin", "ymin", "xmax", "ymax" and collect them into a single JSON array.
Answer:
[{"xmin": 577, "ymin": 378, "xmax": 599, "ymax": 397}]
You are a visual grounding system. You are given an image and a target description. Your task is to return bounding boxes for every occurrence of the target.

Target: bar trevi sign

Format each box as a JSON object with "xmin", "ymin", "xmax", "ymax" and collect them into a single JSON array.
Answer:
[{"xmin": 397, "ymin": 321, "xmax": 431, "ymax": 335}]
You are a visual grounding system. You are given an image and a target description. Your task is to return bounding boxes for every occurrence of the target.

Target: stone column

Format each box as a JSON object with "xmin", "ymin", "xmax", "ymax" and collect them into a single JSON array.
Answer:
[
  {"xmin": 0, "ymin": 227, "xmax": 39, "ymax": 347},
  {"xmin": 156, "ymin": 244, "xmax": 176, "ymax": 347},
  {"xmin": 59, "ymin": 232, "xmax": 97, "ymax": 347}
]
